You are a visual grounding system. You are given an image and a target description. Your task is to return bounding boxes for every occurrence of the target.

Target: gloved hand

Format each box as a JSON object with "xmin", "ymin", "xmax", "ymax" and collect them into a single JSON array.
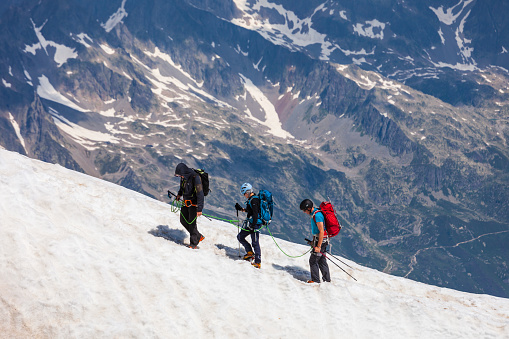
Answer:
[
  {"xmin": 235, "ymin": 203, "xmax": 243, "ymax": 211},
  {"xmin": 176, "ymin": 195, "xmax": 181, "ymax": 201}
]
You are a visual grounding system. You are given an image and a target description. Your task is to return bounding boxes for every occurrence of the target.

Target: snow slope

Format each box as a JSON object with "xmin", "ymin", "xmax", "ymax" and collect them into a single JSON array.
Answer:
[{"xmin": 0, "ymin": 149, "xmax": 508, "ymax": 338}]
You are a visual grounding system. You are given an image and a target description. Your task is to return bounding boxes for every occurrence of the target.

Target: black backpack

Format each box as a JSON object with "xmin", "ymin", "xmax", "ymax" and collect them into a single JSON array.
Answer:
[{"xmin": 193, "ymin": 168, "xmax": 210, "ymax": 196}]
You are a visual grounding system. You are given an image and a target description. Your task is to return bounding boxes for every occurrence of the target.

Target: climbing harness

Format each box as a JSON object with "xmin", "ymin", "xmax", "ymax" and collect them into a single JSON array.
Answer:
[
  {"xmin": 169, "ymin": 199, "xmax": 238, "ymax": 226},
  {"xmin": 183, "ymin": 200, "xmax": 197, "ymax": 207}
]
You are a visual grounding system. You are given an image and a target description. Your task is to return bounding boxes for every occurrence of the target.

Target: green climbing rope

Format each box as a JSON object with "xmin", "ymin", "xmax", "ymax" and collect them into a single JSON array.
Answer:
[
  {"xmin": 266, "ymin": 226, "xmax": 312, "ymax": 258},
  {"xmin": 169, "ymin": 199, "xmax": 198, "ymax": 224},
  {"xmin": 169, "ymin": 199, "xmax": 241, "ymax": 227},
  {"xmin": 168, "ymin": 199, "xmax": 310, "ymax": 258}
]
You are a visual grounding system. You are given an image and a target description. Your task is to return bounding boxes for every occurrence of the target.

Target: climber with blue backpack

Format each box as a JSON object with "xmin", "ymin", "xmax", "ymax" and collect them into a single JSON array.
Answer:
[{"xmin": 235, "ymin": 183, "xmax": 273, "ymax": 269}]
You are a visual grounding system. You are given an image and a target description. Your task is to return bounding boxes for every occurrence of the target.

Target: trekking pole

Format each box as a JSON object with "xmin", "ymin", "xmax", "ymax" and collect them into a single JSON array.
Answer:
[
  {"xmin": 323, "ymin": 251, "xmax": 357, "ymax": 281},
  {"xmin": 326, "ymin": 250, "xmax": 353, "ymax": 269},
  {"xmin": 201, "ymin": 213, "xmax": 212, "ymax": 221},
  {"xmin": 323, "ymin": 252, "xmax": 357, "ymax": 281},
  {"xmin": 237, "ymin": 210, "xmax": 241, "ymax": 257},
  {"xmin": 306, "ymin": 238, "xmax": 357, "ymax": 282}
]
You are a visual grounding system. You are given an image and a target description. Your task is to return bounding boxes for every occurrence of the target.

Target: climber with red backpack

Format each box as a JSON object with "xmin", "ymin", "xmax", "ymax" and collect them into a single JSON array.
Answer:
[{"xmin": 300, "ymin": 199, "xmax": 339, "ymax": 283}]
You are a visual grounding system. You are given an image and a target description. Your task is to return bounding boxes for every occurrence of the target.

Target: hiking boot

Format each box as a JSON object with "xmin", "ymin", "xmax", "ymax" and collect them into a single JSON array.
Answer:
[
  {"xmin": 199, "ymin": 235, "xmax": 205, "ymax": 243},
  {"xmin": 307, "ymin": 280, "xmax": 317, "ymax": 283},
  {"xmin": 243, "ymin": 251, "xmax": 254, "ymax": 261},
  {"xmin": 187, "ymin": 244, "xmax": 198, "ymax": 249},
  {"xmin": 252, "ymin": 262, "xmax": 261, "ymax": 269}
]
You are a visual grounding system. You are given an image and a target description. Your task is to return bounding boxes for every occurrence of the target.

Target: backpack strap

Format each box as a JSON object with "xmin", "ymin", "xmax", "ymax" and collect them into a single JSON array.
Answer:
[
  {"xmin": 312, "ymin": 209, "xmax": 320, "ymax": 223},
  {"xmin": 181, "ymin": 175, "xmax": 196, "ymax": 196},
  {"xmin": 181, "ymin": 173, "xmax": 200, "ymax": 198},
  {"xmin": 246, "ymin": 195, "xmax": 262, "ymax": 225},
  {"xmin": 246, "ymin": 194, "xmax": 259, "ymax": 207},
  {"xmin": 312, "ymin": 209, "xmax": 328, "ymax": 237}
]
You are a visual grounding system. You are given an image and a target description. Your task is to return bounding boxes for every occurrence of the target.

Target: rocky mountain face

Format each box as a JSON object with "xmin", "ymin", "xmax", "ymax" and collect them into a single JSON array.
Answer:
[{"xmin": 0, "ymin": 0, "xmax": 508, "ymax": 297}]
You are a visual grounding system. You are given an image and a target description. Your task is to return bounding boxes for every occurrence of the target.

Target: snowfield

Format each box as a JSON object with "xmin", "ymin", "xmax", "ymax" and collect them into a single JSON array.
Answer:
[{"xmin": 0, "ymin": 149, "xmax": 508, "ymax": 338}]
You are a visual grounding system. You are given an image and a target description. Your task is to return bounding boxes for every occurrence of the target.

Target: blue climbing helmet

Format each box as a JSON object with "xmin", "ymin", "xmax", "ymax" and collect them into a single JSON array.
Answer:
[{"xmin": 240, "ymin": 183, "xmax": 252, "ymax": 195}]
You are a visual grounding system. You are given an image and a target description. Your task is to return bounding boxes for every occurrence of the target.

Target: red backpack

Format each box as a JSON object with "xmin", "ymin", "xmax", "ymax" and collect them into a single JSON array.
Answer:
[{"xmin": 312, "ymin": 202, "xmax": 341, "ymax": 237}]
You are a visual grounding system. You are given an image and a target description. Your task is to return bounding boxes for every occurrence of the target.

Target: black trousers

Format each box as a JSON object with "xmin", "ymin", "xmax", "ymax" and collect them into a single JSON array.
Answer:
[
  {"xmin": 180, "ymin": 206, "xmax": 202, "ymax": 246},
  {"xmin": 309, "ymin": 241, "xmax": 331, "ymax": 283},
  {"xmin": 237, "ymin": 229, "xmax": 261, "ymax": 264}
]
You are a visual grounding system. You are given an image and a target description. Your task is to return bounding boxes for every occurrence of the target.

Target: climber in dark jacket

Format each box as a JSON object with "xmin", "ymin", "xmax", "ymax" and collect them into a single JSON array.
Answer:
[
  {"xmin": 235, "ymin": 183, "xmax": 263, "ymax": 268},
  {"xmin": 175, "ymin": 163, "xmax": 205, "ymax": 248}
]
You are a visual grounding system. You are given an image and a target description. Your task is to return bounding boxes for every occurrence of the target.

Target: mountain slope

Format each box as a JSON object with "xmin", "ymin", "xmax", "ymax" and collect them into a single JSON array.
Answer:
[{"xmin": 0, "ymin": 148, "xmax": 508, "ymax": 338}]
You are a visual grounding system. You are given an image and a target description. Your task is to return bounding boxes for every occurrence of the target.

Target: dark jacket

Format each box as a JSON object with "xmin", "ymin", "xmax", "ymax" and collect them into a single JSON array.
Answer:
[
  {"xmin": 175, "ymin": 163, "xmax": 204, "ymax": 212},
  {"xmin": 246, "ymin": 194, "xmax": 262, "ymax": 227}
]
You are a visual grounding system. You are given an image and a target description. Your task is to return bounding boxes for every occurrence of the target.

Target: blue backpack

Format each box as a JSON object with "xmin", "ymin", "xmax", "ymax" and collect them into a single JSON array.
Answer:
[{"xmin": 248, "ymin": 189, "xmax": 274, "ymax": 225}]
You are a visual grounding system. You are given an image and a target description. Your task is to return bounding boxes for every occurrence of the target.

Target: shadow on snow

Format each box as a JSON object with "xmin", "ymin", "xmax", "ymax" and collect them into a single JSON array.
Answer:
[
  {"xmin": 148, "ymin": 225, "xmax": 188, "ymax": 245},
  {"xmin": 215, "ymin": 243, "xmax": 245, "ymax": 261},
  {"xmin": 272, "ymin": 264, "xmax": 309, "ymax": 282},
  {"xmin": 148, "ymin": 226, "xmax": 309, "ymax": 282}
]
